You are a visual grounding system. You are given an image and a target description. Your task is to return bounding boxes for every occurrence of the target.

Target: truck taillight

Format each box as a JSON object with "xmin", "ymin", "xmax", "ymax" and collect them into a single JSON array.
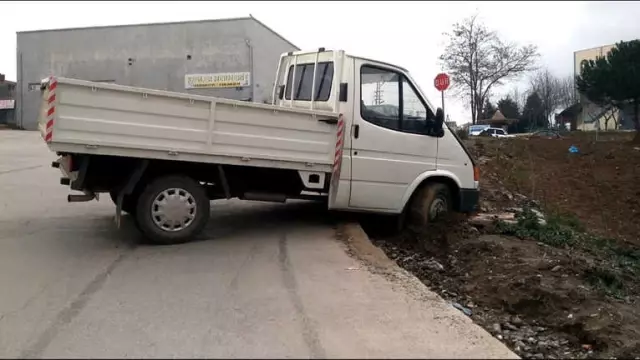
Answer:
[{"xmin": 473, "ymin": 166, "xmax": 480, "ymax": 182}]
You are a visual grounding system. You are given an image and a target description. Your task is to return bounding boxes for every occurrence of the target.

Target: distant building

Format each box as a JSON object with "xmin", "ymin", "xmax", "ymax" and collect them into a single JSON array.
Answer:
[
  {"xmin": 15, "ymin": 16, "xmax": 299, "ymax": 130},
  {"xmin": 0, "ymin": 74, "xmax": 16, "ymax": 127},
  {"xmin": 477, "ymin": 109, "xmax": 517, "ymax": 131},
  {"xmin": 573, "ymin": 43, "xmax": 636, "ymax": 131}
]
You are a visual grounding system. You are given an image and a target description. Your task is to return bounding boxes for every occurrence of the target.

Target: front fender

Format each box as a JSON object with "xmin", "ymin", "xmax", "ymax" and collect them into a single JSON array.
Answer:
[{"xmin": 398, "ymin": 169, "xmax": 463, "ymax": 212}]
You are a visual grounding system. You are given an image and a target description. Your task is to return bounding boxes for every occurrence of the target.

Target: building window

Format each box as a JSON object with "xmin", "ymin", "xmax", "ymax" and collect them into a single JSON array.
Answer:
[{"xmin": 284, "ymin": 62, "xmax": 333, "ymax": 101}]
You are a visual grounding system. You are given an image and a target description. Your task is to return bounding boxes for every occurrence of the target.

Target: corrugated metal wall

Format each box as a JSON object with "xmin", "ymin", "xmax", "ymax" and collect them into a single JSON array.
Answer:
[{"xmin": 15, "ymin": 17, "xmax": 298, "ymax": 130}]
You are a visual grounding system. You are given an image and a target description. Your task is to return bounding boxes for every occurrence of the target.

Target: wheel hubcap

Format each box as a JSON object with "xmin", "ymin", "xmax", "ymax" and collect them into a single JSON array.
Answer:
[
  {"xmin": 151, "ymin": 188, "xmax": 197, "ymax": 232},
  {"xmin": 429, "ymin": 197, "xmax": 447, "ymax": 220}
]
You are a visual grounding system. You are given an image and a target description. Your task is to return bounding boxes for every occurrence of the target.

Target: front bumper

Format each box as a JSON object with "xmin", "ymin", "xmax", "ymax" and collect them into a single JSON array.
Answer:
[{"xmin": 459, "ymin": 188, "xmax": 480, "ymax": 213}]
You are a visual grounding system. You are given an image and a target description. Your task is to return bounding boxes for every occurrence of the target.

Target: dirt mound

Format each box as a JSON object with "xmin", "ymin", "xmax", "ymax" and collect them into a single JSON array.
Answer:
[
  {"xmin": 365, "ymin": 215, "xmax": 640, "ymax": 359},
  {"xmin": 470, "ymin": 136, "xmax": 640, "ymax": 245},
  {"xmin": 361, "ymin": 134, "xmax": 640, "ymax": 359}
]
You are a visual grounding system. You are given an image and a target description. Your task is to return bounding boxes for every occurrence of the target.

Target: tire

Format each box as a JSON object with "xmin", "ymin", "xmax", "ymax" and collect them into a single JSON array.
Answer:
[
  {"xmin": 135, "ymin": 175, "xmax": 210, "ymax": 245},
  {"xmin": 408, "ymin": 183, "xmax": 452, "ymax": 228},
  {"xmin": 109, "ymin": 190, "xmax": 137, "ymax": 215}
]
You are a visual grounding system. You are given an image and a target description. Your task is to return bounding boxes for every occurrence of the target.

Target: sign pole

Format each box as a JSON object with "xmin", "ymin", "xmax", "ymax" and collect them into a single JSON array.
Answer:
[{"xmin": 434, "ymin": 73, "xmax": 450, "ymax": 122}]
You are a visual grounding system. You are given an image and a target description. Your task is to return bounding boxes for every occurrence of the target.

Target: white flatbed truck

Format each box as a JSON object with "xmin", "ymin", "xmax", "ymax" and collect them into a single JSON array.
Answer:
[{"xmin": 38, "ymin": 48, "xmax": 479, "ymax": 244}]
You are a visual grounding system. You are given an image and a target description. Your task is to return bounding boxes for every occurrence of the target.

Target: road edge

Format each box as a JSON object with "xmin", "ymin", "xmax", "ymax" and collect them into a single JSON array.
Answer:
[{"xmin": 336, "ymin": 221, "xmax": 520, "ymax": 360}]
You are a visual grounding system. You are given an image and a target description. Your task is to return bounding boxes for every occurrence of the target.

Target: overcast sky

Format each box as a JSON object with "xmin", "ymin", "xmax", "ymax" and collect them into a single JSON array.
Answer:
[{"xmin": 2, "ymin": 1, "xmax": 639, "ymax": 124}]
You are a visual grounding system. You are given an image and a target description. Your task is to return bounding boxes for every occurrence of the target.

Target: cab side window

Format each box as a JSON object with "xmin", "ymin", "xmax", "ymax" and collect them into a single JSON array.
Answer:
[
  {"xmin": 402, "ymin": 77, "xmax": 430, "ymax": 134},
  {"xmin": 360, "ymin": 65, "xmax": 434, "ymax": 134},
  {"xmin": 359, "ymin": 66, "xmax": 401, "ymax": 130}
]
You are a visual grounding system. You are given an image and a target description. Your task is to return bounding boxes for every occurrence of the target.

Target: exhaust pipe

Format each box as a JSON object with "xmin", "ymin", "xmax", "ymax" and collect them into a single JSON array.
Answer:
[{"xmin": 68, "ymin": 192, "xmax": 96, "ymax": 202}]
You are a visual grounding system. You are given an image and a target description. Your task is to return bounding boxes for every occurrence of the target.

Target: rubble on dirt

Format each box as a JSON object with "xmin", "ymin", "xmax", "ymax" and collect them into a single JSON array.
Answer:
[
  {"xmin": 361, "ymin": 134, "xmax": 640, "ymax": 360},
  {"xmin": 468, "ymin": 206, "xmax": 547, "ymax": 228}
]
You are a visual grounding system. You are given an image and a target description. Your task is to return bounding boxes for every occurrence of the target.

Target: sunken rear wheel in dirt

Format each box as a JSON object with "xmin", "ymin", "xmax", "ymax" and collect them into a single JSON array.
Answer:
[
  {"xmin": 135, "ymin": 175, "xmax": 210, "ymax": 245},
  {"xmin": 409, "ymin": 183, "xmax": 452, "ymax": 228}
]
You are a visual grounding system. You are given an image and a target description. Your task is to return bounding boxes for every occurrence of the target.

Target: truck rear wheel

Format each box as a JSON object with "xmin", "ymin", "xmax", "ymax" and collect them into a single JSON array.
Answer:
[
  {"xmin": 135, "ymin": 175, "xmax": 210, "ymax": 245},
  {"xmin": 408, "ymin": 183, "xmax": 451, "ymax": 228}
]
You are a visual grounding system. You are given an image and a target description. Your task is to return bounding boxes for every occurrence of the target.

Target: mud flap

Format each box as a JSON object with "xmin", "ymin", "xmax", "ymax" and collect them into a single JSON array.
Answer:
[
  {"xmin": 328, "ymin": 114, "xmax": 345, "ymax": 209},
  {"xmin": 114, "ymin": 160, "xmax": 149, "ymax": 228}
]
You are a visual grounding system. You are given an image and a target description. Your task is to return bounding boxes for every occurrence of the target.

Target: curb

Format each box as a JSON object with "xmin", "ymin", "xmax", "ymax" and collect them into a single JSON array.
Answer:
[{"xmin": 336, "ymin": 221, "xmax": 521, "ymax": 360}]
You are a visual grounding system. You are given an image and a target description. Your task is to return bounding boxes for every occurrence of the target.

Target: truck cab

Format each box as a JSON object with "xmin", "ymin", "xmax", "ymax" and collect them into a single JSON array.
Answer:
[{"xmin": 272, "ymin": 49, "xmax": 479, "ymax": 223}]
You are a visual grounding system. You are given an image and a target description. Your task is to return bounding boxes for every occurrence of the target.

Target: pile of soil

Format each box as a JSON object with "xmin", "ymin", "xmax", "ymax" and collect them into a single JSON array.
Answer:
[
  {"xmin": 470, "ymin": 135, "xmax": 640, "ymax": 245},
  {"xmin": 361, "ymin": 134, "xmax": 640, "ymax": 359}
]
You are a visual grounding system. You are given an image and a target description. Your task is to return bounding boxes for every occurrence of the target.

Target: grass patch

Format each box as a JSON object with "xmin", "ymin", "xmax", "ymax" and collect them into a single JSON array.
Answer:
[
  {"xmin": 495, "ymin": 206, "xmax": 578, "ymax": 247},
  {"xmin": 495, "ymin": 207, "xmax": 639, "ymax": 298},
  {"xmin": 584, "ymin": 267, "xmax": 626, "ymax": 298},
  {"xmin": 546, "ymin": 211, "xmax": 586, "ymax": 232}
]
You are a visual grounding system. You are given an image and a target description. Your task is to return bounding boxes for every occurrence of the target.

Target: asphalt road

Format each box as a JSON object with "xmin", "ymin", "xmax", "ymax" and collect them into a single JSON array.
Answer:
[{"xmin": 0, "ymin": 130, "xmax": 516, "ymax": 359}]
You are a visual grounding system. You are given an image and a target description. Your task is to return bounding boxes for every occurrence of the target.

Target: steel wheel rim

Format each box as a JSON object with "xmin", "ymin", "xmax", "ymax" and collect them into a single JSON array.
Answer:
[
  {"xmin": 151, "ymin": 188, "xmax": 197, "ymax": 232},
  {"xmin": 429, "ymin": 197, "xmax": 447, "ymax": 220}
]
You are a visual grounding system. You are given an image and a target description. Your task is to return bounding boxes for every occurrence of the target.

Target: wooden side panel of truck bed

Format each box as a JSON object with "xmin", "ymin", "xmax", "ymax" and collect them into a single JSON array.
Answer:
[{"xmin": 39, "ymin": 78, "xmax": 339, "ymax": 172}]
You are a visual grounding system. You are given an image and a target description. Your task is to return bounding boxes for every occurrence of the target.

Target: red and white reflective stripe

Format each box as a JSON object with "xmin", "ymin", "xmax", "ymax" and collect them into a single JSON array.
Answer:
[
  {"xmin": 332, "ymin": 114, "xmax": 345, "ymax": 182},
  {"xmin": 44, "ymin": 77, "xmax": 57, "ymax": 142}
]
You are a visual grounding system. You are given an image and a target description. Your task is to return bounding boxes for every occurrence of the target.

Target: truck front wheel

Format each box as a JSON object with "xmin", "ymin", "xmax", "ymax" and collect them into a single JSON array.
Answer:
[
  {"xmin": 408, "ymin": 183, "xmax": 452, "ymax": 228},
  {"xmin": 135, "ymin": 175, "xmax": 210, "ymax": 245}
]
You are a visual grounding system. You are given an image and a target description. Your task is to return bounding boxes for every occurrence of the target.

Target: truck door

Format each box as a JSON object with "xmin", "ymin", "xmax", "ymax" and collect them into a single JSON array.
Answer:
[{"xmin": 349, "ymin": 61, "xmax": 438, "ymax": 211}]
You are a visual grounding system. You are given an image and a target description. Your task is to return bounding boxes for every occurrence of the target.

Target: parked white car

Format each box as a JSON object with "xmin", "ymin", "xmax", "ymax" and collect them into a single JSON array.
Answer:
[
  {"xmin": 478, "ymin": 127, "xmax": 515, "ymax": 138},
  {"xmin": 468, "ymin": 124, "xmax": 490, "ymax": 136}
]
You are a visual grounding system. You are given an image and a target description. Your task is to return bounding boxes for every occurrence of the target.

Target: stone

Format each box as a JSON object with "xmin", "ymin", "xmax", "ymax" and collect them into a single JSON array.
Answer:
[
  {"xmin": 512, "ymin": 315, "xmax": 524, "ymax": 326},
  {"xmin": 452, "ymin": 302, "xmax": 472, "ymax": 316},
  {"xmin": 492, "ymin": 323, "xmax": 502, "ymax": 333},
  {"xmin": 551, "ymin": 265, "xmax": 562, "ymax": 272},
  {"xmin": 532, "ymin": 353, "xmax": 544, "ymax": 359},
  {"xmin": 527, "ymin": 337, "xmax": 537, "ymax": 344},
  {"xmin": 504, "ymin": 322, "xmax": 519, "ymax": 331},
  {"xmin": 422, "ymin": 258, "xmax": 445, "ymax": 272},
  {"xmin": 515, "ymin": 340, "xmax": 526, "ymax": 349}
]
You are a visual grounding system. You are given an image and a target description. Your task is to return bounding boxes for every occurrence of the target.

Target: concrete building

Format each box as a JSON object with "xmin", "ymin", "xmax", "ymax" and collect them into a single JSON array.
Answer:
[
  {"xmin": 0, "ymin": 74, "xmax": 16, "ymax": 127},
  {"xmin": 15, "ymin": 16, "xmax": 299, "ymax": 130},
  {"xmin": 573, "ymin": 43, "xmax": 636, "ymax": 131}
]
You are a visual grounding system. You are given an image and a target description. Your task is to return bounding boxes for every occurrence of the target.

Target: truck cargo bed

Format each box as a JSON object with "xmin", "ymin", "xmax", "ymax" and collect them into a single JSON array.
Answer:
[{"xmin": 38, "ymin": 77, "xmax": 339, "ymax": 172}]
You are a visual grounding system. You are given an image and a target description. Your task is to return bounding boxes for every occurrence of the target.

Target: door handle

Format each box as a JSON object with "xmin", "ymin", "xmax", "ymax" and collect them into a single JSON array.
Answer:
[{"xmin": 353, "ymin": 124, "xmax": 360, "ymax": 139}]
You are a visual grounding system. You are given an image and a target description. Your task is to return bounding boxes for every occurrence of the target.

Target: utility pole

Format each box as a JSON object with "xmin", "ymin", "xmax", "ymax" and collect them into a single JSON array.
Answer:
[{"xmin": 373, "ymin": 81, "xmax": 385, "ymax": 105}]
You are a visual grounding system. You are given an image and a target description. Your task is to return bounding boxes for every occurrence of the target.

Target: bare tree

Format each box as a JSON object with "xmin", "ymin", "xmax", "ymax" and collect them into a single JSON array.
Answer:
[
  {"xmin": 440, "ymin": 14, "xmax": 539, "ymax": 124},
  {"xmin": 529, "ymin": 68, "xmax": 561, "ymax": 127},
  {"xmin": 557, "ymin": 75, "xmax": 578, "ymax": 110},
  {"xmin": 529, "ymin": 69, "xmax": 582, "ymax": 127},
  {"xmin": 508, "ymin": 86, "xmax": 528, "ymax": 114}
]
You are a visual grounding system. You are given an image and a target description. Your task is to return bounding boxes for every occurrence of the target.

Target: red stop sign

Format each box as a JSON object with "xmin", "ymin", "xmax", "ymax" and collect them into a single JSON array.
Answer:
[{"xmin": 434, "ymin": 73, "xmax": 450, "ymax": 91}]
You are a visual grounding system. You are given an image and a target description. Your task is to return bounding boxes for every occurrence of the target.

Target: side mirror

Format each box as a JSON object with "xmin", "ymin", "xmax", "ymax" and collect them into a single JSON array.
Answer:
[
  {"xmin": 425, "ymin": 108, "xmax": 445, "ymax": 138},
  {"xmin": 435, "ymin": 108, "xmax": 445, "ymax": 128}
]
